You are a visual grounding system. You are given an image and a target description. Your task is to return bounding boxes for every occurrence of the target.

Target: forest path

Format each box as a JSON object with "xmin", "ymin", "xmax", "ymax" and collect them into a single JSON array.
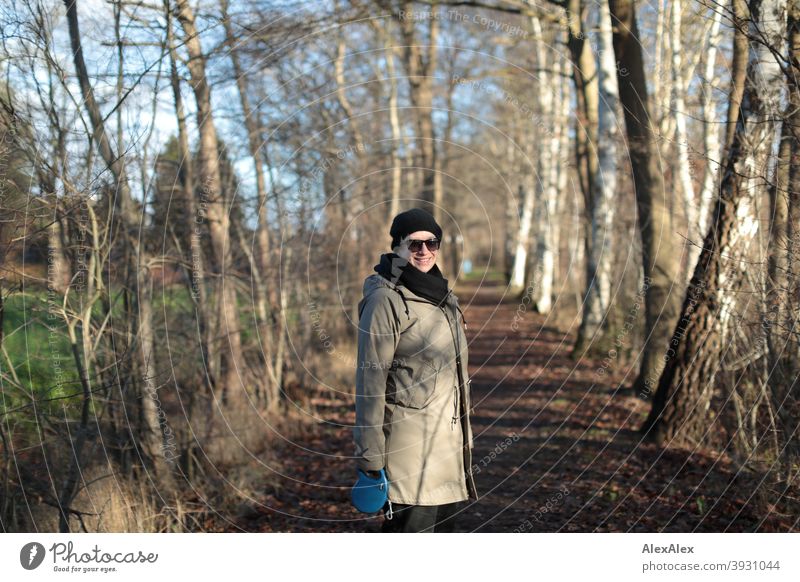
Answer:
[{"xmin": 229, "ymin": 274, "xmax": 787, "ymax": 532}]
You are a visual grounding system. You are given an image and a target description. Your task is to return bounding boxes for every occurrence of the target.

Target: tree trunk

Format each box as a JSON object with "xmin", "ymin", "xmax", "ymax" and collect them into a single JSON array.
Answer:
[
  {"xmin": 510, "ymin": 177, "xmax": 535, "ymax": 295},
  {"xmin": 693, "ymin": 5, "xmax": 725, "ymax": 273},
  {"xmin": 640, "ymin": 0, "xmax": 786, "ymax": 445},
  {"xmin": 534, "ymin": 27, "xmax": 567, "ymax": 315},
  {"xmin": 670, "ymin": 0, "xmax": 697, "ymax": 286},
  {"xmin": 63, "ymin": 0, "xmax": 175, "ymax": 502},
  {"xmin": 595, "ymin": 1, "xmax": 618, "ymax": 319},
  {"xmin": 576, "ymin": 1, "xmax": 617, "ymax": 346},
  {"xmin": 370, "ymin": 20, "xmax": 403, "ymax": 225},
  {"xmin": 219, "ymin": 0, "xmax": 280, "ymax": 408},
  {"xmin": 397, "ymin": 0, "xmax": 439, "ymax": 220},
  {"xmin": 653, "ymin": 0, "xmax": 668, "ymax": 135},
  {"xmin": 608, "ymin": 0, "xmax": 683, "ymax": 395},
  {"xmin": 46, "ymin": 199, "xmax": 71, "ymax": 293},
  {"xmin": 771, "ymin": 0, "xmax": 800, "ymax": 473},
  {"xmin": 166, "ymin": 2, "xmax": 214, "ymax": 396},
  {"xmin": 174, "ymin": 0, "xmax": 245, "ymax": 407},
  {"xmin": 569, "ymin": 0, "xmax": 602, "ymax": 354}
]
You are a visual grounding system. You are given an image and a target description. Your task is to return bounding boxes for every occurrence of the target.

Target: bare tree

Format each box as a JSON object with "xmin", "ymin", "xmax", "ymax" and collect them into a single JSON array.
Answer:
[
  {"xmin": 395, "ymin": 0, "xmax": 441, "ymax": 219},
  {"xmin": 641, "ymin": 0, "xmax": 787, "ymax": 445},
  {"xmin": 608, "ymin": 0, "xmax": 683, "ymax": 397},
  {"xmin": 62, "ymin": 0, "xmax": 177, "ymax": 527},
  {"xmin": 173, "ymin": 0, "xmax": 245, "ymax": 407},
  {"xmin": 219, "ymin": 0, "xmax": 281, "ymax": 409},
  {"xmin": 575, "ymin": 0, "xmax": 618, "ymax": 348}
]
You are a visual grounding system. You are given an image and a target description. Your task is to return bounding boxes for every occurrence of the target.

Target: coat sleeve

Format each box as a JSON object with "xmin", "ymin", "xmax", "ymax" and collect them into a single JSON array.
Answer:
[{"xmin": 353, "ymin": 288, "xmax": 402, "ymax": 472}]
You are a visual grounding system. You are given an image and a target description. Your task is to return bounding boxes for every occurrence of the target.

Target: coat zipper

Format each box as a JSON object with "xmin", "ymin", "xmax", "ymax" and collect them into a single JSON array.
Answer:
[{"xmin": 439, "ymin": 301, "xmax": 478, "ymax": 500}]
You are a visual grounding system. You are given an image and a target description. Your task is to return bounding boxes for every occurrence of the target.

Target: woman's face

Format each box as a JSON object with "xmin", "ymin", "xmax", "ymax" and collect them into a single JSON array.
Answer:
[{"xmin": 396, "ymin": 230, "xmax": 438, "ymax": 273}]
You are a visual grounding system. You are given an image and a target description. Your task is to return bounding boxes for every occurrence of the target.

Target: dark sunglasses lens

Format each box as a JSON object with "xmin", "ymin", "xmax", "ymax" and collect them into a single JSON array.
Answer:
[{"xmin": 408, "ymin": 239, "xmax": 440, "ymax": 252}]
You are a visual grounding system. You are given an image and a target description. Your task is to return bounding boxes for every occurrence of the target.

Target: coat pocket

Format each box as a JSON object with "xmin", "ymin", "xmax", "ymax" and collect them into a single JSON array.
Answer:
[{"xmin": 390, "ymin": 358, "xmax": 438, "ymax": 409}]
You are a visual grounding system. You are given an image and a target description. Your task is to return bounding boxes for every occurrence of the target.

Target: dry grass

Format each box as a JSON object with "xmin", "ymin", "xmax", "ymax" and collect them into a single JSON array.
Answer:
[
  {"xmin": 23, "ymin": 460, "xmax": 173, "ymax": 533},
  {"xmin": 4, "ymin": 396, "xmax": 321, "ymax": 532}
]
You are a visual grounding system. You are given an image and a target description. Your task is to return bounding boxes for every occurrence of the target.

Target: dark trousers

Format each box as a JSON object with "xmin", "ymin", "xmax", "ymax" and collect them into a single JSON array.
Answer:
[{"xmin": 380, "ymin": 500, "xmax": 464, "ymax": 533}]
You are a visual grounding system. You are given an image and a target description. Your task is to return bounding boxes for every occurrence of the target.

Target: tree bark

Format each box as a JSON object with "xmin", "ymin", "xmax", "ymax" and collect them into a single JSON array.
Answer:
[
  {"xmin": 534, "ymin": 26, "xmax": 567, "ymax": 315},
  {"xmin": 694, "ymin": 5, "xmax": 725, "ymax": 274},
  {"xmin": 671, "ymin": 0, "xmax": 697, "ymax": 285},
  {"xmin": 608, "ymin": 0, "xmax": 683, "ymax": 395},
  {"xmin": 397, "ymin": 0, "xmax": 440, "ymax": 220},
  {"xmin": 165, "ymin": 1, "xmax": 214, "ymax": 397},
  {"xmin": 575, "ymin": 0, "xmax": 617, "ymax": 347},
  {"xmin": 640, "ymin": 0, "xmax": 787, "ymax": 445},
  {"xmin": 174, "ymin": 0, "xmax": 245, "ymax": 407},
  {"xmin": 772, "ymin": 0, "xmax": 800, "ymax": 473}
]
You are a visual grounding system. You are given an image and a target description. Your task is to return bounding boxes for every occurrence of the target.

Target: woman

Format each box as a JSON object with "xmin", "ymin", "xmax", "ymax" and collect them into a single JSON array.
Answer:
[{"xmin": 352, "ymin": 208, "xmax": 477, "ymax": 533}]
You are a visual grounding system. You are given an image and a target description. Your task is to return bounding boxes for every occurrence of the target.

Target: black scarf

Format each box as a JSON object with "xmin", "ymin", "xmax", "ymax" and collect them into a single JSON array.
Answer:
[{"xmin": 374, "ymin": 252, "xmax": 451, "ymax": 306}]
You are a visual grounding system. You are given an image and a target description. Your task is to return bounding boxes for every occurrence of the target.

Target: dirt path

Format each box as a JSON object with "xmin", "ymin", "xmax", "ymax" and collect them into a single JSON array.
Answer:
[{"xmin": 230, "ymin": 276, "xmax": 792, "ymax": 532}]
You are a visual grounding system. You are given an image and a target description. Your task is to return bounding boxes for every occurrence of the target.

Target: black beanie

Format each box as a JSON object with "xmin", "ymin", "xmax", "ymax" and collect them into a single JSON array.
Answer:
[{"xmin": 389, "ymin": 208, "xmax": 443, "ymax": 249}]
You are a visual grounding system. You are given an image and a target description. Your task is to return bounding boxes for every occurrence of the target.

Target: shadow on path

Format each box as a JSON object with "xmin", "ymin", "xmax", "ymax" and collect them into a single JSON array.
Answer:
[{"xmin": 230, "ymin": 275, "xmax": 791, "ymax": 532}]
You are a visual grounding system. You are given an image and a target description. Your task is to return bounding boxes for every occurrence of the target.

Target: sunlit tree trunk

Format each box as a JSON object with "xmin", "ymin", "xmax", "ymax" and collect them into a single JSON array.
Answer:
[
  {"xmin": 46, "ymin": 197, "xmax": 70, "ymax": 293},
  {"xmin": 568, "ymin": 0, "xmax": 602, "ymax": 353},
  {"xmin": 694, "ymin": 5, "xmax": 725, "ymax": 272},
  {"xmin": 397, "ymin": 0, "xmax": 440, "ymax": 220},
  {"xmin": 533, "ymin": 28, "xmax": 567, "ymax": 315},
  {"xmin": 576, "ymin": 1, "xmax": 618, "ymax": 344},
  {"xmin": 369, "ymin": 19, "xmax": 403, "ymax": 225},
  {"xmin": 174, "ymin": 0, "xmax": 245, "ymax": 407},
  {"xmin": 671, "ymin": 0, "xmax": 697, "ymax": 285},
  {"xmin": 770, "ymin": 0, "xmax": 800, "ymax": 474},
  {"xmin": 595, "ymin": 1, "xmax": 618, "ymax": 313},
  {"xmin": 608, "ymin": 0, "xmax": 683, "ymax": 396},
  {"xmin": 510, "ymin": 178, "xmax": 535, "ymax": 294},
  {"xmin": 641, "ymin": 0, "xmax": 787, "ymax": 445},
  {"xmin": 165, "ymin": 2, "xmax": 213, "ymax": 398}
]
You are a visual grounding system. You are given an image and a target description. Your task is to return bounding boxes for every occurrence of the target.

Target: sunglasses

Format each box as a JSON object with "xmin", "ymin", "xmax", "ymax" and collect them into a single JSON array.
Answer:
[{"xmin": 405, "ymin": 238, "xmax": 441, "ymax": 253}]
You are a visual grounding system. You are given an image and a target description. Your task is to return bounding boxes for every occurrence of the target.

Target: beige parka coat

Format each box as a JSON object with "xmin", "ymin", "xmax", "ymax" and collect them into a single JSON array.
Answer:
[{"xmin": 353, "ymin": 271, "xmax": 478, "ymax": 506}]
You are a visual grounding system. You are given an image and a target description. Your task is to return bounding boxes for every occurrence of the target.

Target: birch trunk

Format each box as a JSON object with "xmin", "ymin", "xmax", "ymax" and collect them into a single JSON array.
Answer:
[
  {"xmin": 556, "ymin": 61, "xmax": 571, "ymax": 303},
  {"xmin": 576, "ymin": 2, "xmax": 618, "ymax": 343},
  {"xmin": 655, "ymin": 0, "xmax": 674, "ymax": 153},
  {"xmin": 670, "ymin": 0, "xmax": 697, "ymax": 286},
  {"xmin": 510, "ymin": 178, "xmax": 535, "ymax": 294},
  {"xmin": 595, "ymin": 1, "xmax": 618, "ymax": 318},
  {"xmin": 695, "ymin": 6, "xmax": 725, "ymax": 253},
  {"xmin": 534, "ymin": 37, "xmax": 565, "ymax": 315},
  {"xmin": 771, "ymin": 0, "xmax": 800, "ymax": 471},
  {"xmin": 641, "ymin": 0, "xmax": 787, "ymax": 445}
]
